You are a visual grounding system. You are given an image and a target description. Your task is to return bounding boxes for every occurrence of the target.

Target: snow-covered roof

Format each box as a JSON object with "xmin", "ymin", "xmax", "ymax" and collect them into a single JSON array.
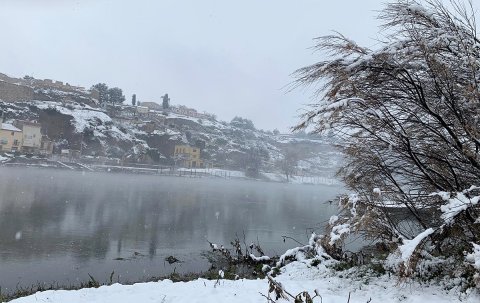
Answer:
[{"xmin": 1, "ymin": 123, "xmax": 21, "ymax": 132}]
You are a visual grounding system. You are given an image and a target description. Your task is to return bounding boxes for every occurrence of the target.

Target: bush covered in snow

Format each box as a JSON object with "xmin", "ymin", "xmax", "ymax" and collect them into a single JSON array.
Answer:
[{"xmin": 294, "ymin": 0, "xmax": 480, "ymax": 288}]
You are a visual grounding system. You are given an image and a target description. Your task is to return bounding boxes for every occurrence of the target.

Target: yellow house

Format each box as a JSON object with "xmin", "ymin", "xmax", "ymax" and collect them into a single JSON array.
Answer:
[
  {"xmin": 0, "ymin": 123, "xmax": 22, "ymax": 152},
  {"xmin": 174, "ymin": 144, "xmax": 203, "ymax": 168}
]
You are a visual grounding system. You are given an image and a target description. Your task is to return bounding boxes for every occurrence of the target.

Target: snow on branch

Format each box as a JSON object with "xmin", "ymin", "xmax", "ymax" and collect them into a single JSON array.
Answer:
[
  {"xmin": 249, "ymin": 254, "xmax": 271, "ymax": 262},
  {"xmin": 386, "ymin": 228, "xmax": 434, "ymax": 274},
  {"xmin": 431, "ymin": 186, "xmax": 480, "ymax": 224},
  {"xmin": 329, "ymin": 223, "xmax": 351, "ymax": 246},
  {"xmin": 466, "ymin": 242, "xmax": 480, "ymax": 271},
  {"xmin": 399, "ymin": 228, "xmax": 434, "ymax": 265}
]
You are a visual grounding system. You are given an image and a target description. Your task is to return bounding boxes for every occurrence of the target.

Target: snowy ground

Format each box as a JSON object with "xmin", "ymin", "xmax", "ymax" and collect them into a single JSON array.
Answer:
[
  {"xmin": 0, "ymin": 154, "xmax": 11, "ymax": 163},
  {"xmin": 175, "ymin": 168, "xmax": 340, "ymax": 185},
  {"xmin": 262, "ymin": 172, "xmax": 340, "ymax": 185},
  {"xmin": 177, "ymin": 167, "xmax": 246, "ymax": 178},
  {"xmin": 9, "ymin": 261, "xmax": 478, "ymax": 303}
]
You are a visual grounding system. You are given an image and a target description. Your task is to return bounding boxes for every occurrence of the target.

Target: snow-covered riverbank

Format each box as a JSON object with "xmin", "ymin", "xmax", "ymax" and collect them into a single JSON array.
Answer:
[
  {"xmin": 8, "ymin": 261, "xmax": 478, "ymax": 303},
  {"xmin": 2, "ymin": 157, "xmax": 341, "ymax": 186}
]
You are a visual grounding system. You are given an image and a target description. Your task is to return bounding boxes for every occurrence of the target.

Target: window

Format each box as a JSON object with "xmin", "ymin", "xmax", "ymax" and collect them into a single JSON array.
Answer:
[
  {"xmin": 11, "ymin": 131, "xmax": 14, "ymax": 136},
  {"xmin": 13, "ymin": 139, "xmax": 19, "ymax": 146},
  {"xmin": 193, "ymin": 149, "xmax": 197, "ymax": 152}
]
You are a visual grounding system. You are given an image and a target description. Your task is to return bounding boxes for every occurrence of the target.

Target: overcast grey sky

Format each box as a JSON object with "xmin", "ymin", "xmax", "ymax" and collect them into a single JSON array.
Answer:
[{"xmin": 0, "ymin": 0, "xmax": 383, "ymax": 132}]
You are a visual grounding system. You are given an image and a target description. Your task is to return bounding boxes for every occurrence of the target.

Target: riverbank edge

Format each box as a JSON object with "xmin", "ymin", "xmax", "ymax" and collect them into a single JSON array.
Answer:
[
  {"xmin": 0, "ymin": 254, "xmax": 271, "ymax": 302},
  {"xmin": 0, "ymin": 159, "xmax": 341, "ymax": 186}
]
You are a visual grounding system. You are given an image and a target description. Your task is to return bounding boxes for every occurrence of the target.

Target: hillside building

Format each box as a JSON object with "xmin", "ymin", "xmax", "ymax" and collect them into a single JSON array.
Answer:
[
  {"xmin": 14, "ymin": 121, "xmax": 42, "ymax": 153},
  {"xmin": 139, "ymin": 102, "xmax": 163, "ymax": 111},
  {"xmin": 0, "ymin": 123, "xmax": 22, "ymax": 152},
  {"xmin": 136, "ymin": 106, "xmax": 149, "ymax": 114},
  {"xmin": 174, "ymin": 144, "xmax": 203, "ymax": 168}
]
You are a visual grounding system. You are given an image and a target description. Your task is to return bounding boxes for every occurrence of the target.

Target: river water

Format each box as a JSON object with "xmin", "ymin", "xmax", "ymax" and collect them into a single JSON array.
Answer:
[{"xmin": 0, "ymin": 167, "xmax": 343, "ymax": 293}]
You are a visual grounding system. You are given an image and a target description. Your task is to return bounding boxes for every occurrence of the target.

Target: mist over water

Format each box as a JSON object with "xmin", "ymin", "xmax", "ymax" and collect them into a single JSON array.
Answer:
[{"xmin": 0, "ymin": 167, "xmax": 343, "ymax": 292}]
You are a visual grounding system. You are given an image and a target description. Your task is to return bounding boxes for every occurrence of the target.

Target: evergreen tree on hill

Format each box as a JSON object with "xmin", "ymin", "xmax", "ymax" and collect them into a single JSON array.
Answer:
[
  {"xmin": 231, "ymin": 116, "xmax": 255, "ymax": 130},
  {"xmin": 108, "ymin": 87, "xmax": 126, "ymax": 104},
  {"xmin": 92, "ymin": 83, "xmax": 109, "ymax": 104}
]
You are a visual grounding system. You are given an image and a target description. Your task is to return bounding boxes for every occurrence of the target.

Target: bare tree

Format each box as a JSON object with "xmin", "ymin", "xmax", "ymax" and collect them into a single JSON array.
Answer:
[
  {"xmin": 276, "ymin": 148, "xmax": 298, "ymax": 181},
  {"xmin": 294, "ymin": 0, "xmax": 480, "ymax": 277},
  {"xmin": 245, "ymin": 146, "xmax": 268, "ymax": 178}
]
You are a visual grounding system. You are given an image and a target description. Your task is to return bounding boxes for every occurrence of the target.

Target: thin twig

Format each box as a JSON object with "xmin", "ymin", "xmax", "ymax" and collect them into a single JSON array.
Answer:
[{"xmin": 281, "ymin": 235, "xmax": 305, "ymax": 246}]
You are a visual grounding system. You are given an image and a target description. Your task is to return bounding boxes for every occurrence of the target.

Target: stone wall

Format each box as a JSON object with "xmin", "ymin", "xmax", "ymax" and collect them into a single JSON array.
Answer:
[
  {"xmin": 0, "ymin": 73, "xmax": 98, "ymax": 103},
  {"xmin": 0, "ymin": 73, "xmax": 19, "ymax": 83},
  {"xmin": 32, "ymin": 79, "xmax": 86, "ymax": 92},
  {"xmin": 0, "ymin": 81, "xmax": 34, "ymax": 102}
]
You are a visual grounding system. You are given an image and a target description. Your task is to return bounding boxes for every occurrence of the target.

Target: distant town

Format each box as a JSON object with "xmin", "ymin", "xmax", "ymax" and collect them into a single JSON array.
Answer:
[
  {"xmin": 0, "ymin": 72, "xmax": 338, "ymax": 183},
  {"xmin": 0, "ymin": 73, "xmax": 214, "ymax": 168}
]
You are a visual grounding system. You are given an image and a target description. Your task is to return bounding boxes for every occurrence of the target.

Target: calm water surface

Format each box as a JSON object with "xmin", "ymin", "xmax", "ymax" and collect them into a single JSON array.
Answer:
[{"xmin": 0, "ymin": 167, "xmax": 343, "ymax": 292}]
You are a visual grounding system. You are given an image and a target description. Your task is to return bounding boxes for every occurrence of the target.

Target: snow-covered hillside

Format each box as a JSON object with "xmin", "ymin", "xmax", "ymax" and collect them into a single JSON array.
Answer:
[{"xmin": 0, "ymin": 99, "xmax": 341, "ymax": 177}]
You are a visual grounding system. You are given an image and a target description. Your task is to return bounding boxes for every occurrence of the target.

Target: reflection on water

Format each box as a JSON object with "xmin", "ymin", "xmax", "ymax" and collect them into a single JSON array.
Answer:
[{"xmin": 0, "ymin": 167, "xmax": 343, "ymax": 292}]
